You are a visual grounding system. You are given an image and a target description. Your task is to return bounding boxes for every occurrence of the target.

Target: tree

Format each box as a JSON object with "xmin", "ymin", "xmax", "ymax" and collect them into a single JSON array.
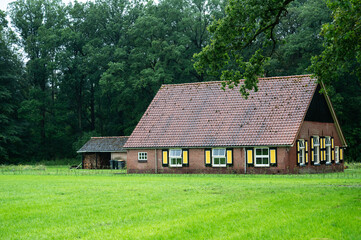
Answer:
[
  {"xmin": 311, "ymin": 0, "xmax": 361, "ymax": 161},
  {"xmin": 194, "ymin": 0, "xmax": 294, "ymax": 97},
  {"xmin": 100, "ymin": 0, "xmax": 224, "ymax": 135},
  {"xmin": 311, "ymin": 0, "xmax": 361, "ymax": 85},
  {"xmin": 266, "ymin": 0, "xmax": 331, "ymax": 76},
  {"xmin": 0, "ymin": 10, "xmax": 24, "ymax": 162},
  {"xmin": 9, "ymin": 0, "xmax": 67, "ymax": 159}
]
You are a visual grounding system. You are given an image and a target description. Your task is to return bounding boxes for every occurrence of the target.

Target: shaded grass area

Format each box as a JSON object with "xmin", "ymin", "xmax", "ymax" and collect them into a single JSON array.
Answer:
[{"xmin": 0, "ymin": 166, "xmax": 360, "ymax": 239}]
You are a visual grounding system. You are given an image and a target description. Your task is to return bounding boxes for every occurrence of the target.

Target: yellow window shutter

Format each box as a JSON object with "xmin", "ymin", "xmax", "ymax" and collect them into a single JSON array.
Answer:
[
  {"xmin": 320, "ymin": 137, "xmax": 324, "ymax": 161},
  {"xmin": 310, "ymin": 137, "xmax": 314, "ymax": 163},
  {"xmin": 270, "ymin": 148, "xmax": 277, "ymax": 166},
  {"xmin": 331, "ymin": 137, "xmax": 334, "ymax": 148},
  {"xmin": 331, "ymin": 137, "xmax": 335, "ymax": 162},
  {"xmin": 226, "ymin": 149, "xmax": 233, "ymax": 166},
  {"xmin": 205, "ymin": 149, "xmax": 211, "ymax": 167},
  {"xmin": 246, "ymin": 148, "xmax": 253, "ymax": 166},
  {"xmin": 323, "ymin": 137, "xmax": 326, "ymax": 161},
  {"xmin": 305, "ymin": 140, "xmax": 309, "ymax": 164},
  {"xmin": 162, "ymin": 150, "xmax": 168, "ymax": 167},
  {"xmin": 297, "ymin": 140, "xmax": 300, "ymax": 165},
  {"xmin": 182, "ymin": 150, "xmax": 189, "ymax": 166},
  {"xmin": 339, "ymin": 148, "xmax": 344, "ymax": 161}
]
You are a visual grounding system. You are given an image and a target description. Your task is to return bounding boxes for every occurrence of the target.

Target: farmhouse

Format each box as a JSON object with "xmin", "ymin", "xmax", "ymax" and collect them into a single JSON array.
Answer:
[
  {"xmin": 77, "ymin": 136, "xmax": 128, "ymax": 169},
  {"xmin": 123, "ymin": 75, "xmax": 347, "ymax": 174}
]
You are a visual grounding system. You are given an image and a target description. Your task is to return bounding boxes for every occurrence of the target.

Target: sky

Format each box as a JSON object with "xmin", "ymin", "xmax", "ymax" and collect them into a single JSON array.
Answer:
[{"xmin": 0, "ymin": 0, "xmax": 91, "ymax": 12}]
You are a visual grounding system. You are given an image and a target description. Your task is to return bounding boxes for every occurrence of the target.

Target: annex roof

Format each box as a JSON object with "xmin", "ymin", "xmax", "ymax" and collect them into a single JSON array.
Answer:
[
  {"xmin": 77, "ymin": 136, "xmax": 129, "ymax": 153},
  {"xmin": 124, "ymin": 75, "xmax": 327, "ymax": 148}
]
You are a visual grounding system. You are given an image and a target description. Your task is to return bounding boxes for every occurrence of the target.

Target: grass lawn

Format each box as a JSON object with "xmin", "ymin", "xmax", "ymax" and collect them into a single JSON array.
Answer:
[{"xmin": 0, "ymin": 165, "xmax": 360, "ymax": 239}]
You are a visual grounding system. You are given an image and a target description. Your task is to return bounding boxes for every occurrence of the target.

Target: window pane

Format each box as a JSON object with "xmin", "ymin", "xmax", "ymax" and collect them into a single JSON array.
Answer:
[
  {"xmin": 262, "ymin": 158, "xmax": 268, "ymax": 164},
  {"xmin": 219, "ymin": 149, "xmax": 225, "ymax": 156},
  {"xmin": 220, "ymin": 158, "xmax": 226, "ymax": 164},
  {"xmin": 170, "ymin": 149, "xmax": 181, "ymax": 157},
  {"xmin": 214, "ymin": 158, "xmax": 219, "ymax": 164},
  {"xmin": 325, "ymin": 137, "xmax": 331, "ymax": 145},
  {"xmin": 256, "ymin": 149, "xmax": 262, "ymax": 155},
  {"xmin": 314, "ymin": 137, "xmax": 319, "ymax": 145},
  {"xmin": 256, "ymin": 157, "xmax": 262, "ymax": 164},
  {"xmin": 177, "ymin": 158, "xmax": 182, "ymax": 165},
  {"xmin": 213, "ymin": 149, "xmax": 219, "ymax": 156},
  {"xmin": 263, "ymin": 149, "xmax": 268, "ymax": 155}
]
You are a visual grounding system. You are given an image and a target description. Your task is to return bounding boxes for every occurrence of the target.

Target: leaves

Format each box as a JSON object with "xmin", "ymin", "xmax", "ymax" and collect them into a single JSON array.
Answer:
[{"xmin": 194, "ymin": 0, "xmax": 294, "ymax": 97}]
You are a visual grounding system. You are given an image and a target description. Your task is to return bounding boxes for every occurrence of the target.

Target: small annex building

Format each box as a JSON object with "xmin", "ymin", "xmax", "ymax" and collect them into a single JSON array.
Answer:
[
  {"xmin": 77, "ymin": 136, "xmax": 128, "ymax": 169},
  {"xmin": 123, "ymin": 75, "xmax": 347, "ymax": 174}
]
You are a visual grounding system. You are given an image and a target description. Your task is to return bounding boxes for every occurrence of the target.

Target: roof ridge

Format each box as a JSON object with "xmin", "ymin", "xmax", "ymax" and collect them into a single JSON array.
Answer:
[
  {"xmin": 161, "ymin": 74, "xmax": 314, "ymax": 87},
  {"xmin": 91, "ymin": 136, "xmax": 129, "ymax": 139}
]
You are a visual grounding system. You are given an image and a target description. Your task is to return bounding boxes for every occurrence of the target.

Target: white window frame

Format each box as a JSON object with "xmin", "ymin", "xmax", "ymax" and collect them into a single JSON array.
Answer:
[
  {"xmin": 169, "ymin": 149, "xmax": 182, "ymax": 167},
  {"xmin": 299, "ymin": 139, "xmax": 305, "ymax": 166},
  {"xmin": 325, "ymin": 136, "xmax": 331, "ymax": 164},
  {"xmin": 313, "ymin": 136, "xmax": 320, "ymax": 164},
  {"xmin": 335, "ymin": 146, "xmax": 339, "ymax": 164},
  {"xmin": 254, "ymin": 147, "xmax": 270, "ymax": 167},
  {"xmin": 138, "ymin": 152, "xmax": 147, "ymax": 161},
  {"xmin": 212, "ymin": 148, "xmax": 226, "ymax": 167}
]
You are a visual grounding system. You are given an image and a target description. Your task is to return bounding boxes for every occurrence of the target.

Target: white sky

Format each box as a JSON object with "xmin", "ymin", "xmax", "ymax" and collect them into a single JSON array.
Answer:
[{"xmin": 0, "ymin": 0, "xmax": 91, "ymax": 12}]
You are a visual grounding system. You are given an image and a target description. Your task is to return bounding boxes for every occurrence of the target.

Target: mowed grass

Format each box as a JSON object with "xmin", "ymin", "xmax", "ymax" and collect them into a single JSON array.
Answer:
[{"xmin": 0, "ymin": 165, "xmax": 360, "ymax": 240}]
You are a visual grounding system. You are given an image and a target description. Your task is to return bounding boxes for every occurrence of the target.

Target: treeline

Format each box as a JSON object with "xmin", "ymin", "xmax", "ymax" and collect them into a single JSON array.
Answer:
[{"xmin": 0, "ymin": 0, "xmax": 360, "ymax": 163}]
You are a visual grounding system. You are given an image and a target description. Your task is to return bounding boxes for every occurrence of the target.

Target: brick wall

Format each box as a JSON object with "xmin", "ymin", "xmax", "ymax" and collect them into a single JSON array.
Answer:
[
  {"xmin": 288, "ymin": 121, "xmax": 344, "ymax": 173},
  {"xmin": 127, "ymin": 147, "xmax": 291, "ymax": 174},
  {"xmin": 127, "ymin": 122, "xmax": 345, "ymax": 174}
]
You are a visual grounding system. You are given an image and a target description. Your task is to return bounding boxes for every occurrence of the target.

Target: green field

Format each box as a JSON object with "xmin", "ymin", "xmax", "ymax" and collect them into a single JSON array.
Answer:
[{"xmin": 0, "ymin": 165, "xmax": 360, "ymax": 240}]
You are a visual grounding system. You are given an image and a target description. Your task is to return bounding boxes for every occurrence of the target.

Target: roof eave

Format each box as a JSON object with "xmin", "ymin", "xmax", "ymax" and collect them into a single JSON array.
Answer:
[
  {"xmin": 123, "ymin": 145, "xmax": 293, "ymax": 149},
  {"xmin": 77, "ymin": 150, "xmax": 127, "ymax": 153}
]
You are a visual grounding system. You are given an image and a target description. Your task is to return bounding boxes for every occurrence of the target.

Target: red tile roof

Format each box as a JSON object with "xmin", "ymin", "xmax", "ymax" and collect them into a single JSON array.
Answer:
[{"xmin": 124, "ymin": 75, "xmax": 317, "ymax": 148}]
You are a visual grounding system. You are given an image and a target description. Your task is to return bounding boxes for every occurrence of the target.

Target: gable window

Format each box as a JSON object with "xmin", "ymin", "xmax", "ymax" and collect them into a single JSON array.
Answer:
[
  {"xmin": 169, "ymin": 149, "xmax": 182, "ymax": 167},
  {"xmin": 313, "ymin": 136, "xmax": 320, "ymax": 164},
  {"xmin": 299, "ymin": 139, "xmax": 305, "ymax": 165},
  {"xmin": 325, "ymin": 136, "xmax": 331, "ymax": 164},
  {"xmin": 138, "ymin": 152, "xmax": 147, "ymax": 162},
  {"xmin": 335, "ymin": 146, "xmax": 339, "ymax": 164},
  {"xmin": 255, "ymin": 148, "xmax": 269, "ymax": 167},
  {"xmin": 212, "ymin": 148, "xmax": 226, "ymax": 167}
]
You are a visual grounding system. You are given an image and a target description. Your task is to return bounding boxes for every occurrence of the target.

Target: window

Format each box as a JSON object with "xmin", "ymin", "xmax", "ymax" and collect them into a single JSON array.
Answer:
[
  {"xmin": 255, "ymin": 148, "xmax": 269, "ymax": 167},
  {"xmin": 138, "ymin": 152, "xmax": 147, "ymax": 161},
  {"xmin": 335, "ymin": 146, "xmax": 339, "ymax": 164},
  {"xmin": 212, "ymin": 148, "xmax": 226, "ymax": 167},
  {"xmin": 313, "ymin": 136, "xmax": 320, "ymax": 164},
  {"xmin": 299, "ymin": 139, "xmax": 305, "ymax": 165},
  {"xmin": 325, "ymin": 136, "xmax": 331, "ymax": 164},
  {"xmin": 169, "ymin": 149, "xmax": 182, "ymax": 167}
]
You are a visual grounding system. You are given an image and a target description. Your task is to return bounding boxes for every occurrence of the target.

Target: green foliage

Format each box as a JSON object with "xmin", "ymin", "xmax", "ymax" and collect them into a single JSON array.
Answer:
[
  {"xmin": 0, "ymin": 10, "xmax": 24, "ymax": 162},
  {"xmin": 0, "ymin": 168, "xmax": 360, "ymax": 239},
  {"xmin": 99, "ymin": 0, "xmax": 224, "ymax": 135},
  {"xmin": 194, "ymin": 0, "xmax": 294, "ymax": 97},
  {"xmin": 1, "ymin": 0, "xmax": 360, "ymax": 163},
  {"xmin": 310, "ymin": 0, "xmax": 361, "ymax": 162},
  {"xmin": 266, "ymin": 0, "xmax": 332, "ymax": 76}
]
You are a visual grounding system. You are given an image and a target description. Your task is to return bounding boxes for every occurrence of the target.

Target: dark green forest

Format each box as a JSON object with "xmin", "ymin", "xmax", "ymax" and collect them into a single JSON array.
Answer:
[{"xmin": 0, "ymin": 0, "xmax": 360, "ymax": 163}]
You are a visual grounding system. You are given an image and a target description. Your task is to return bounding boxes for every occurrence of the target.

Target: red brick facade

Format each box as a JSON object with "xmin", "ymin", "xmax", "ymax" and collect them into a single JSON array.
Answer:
[{"xmin": 127, "ymin": 121, "xmax": 344, "ymax": 174}]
